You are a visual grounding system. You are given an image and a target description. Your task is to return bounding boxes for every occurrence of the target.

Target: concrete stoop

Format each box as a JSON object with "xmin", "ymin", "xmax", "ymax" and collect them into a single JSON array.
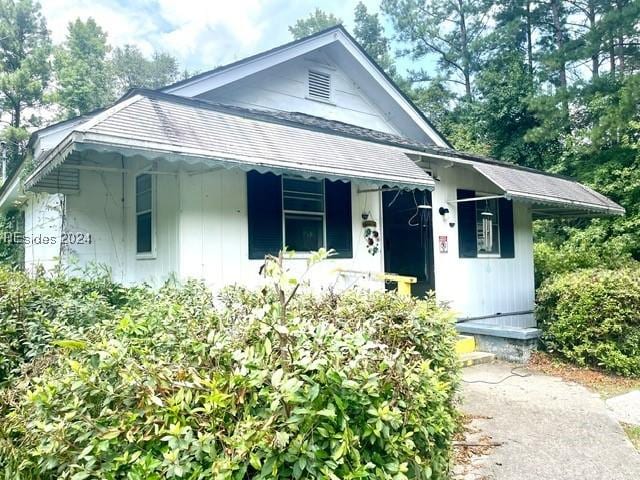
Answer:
[
  {"xmin": 456, "ymin": 323, "xmax": 541, "ymax": 363},
  {"xmin": 459, "ymin": 351, "xmax": 496, "ymax": 367},
  {"xmin": 456, "ymin": 335, "xmax": 496, "ymax": 367}
]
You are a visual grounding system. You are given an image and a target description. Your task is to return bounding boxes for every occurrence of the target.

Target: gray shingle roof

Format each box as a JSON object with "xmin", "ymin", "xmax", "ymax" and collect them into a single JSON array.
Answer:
[
  {"xmin": 27, "ymin": 90, "xmax": 435, "ymax": 191},
  {"xmin": 26, "ymin": 89, "xmax": 623, "ymax": 216},
  {"xmin": 473, "ymin": 162, "xmax": 624, "ymax": 214}
]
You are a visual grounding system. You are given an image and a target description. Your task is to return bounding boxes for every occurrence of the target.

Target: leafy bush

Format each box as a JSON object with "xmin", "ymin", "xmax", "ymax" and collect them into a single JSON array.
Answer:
[
  {"xmin": 533, "ymin": 224, "xmax": 635, "ymax": 288},
  {"xmin": 537, "ymin": 267, "xmax": 640, "ymax": 376},
  {"xmin": 0, "ymin": 257, "xmax": 459, "ymax": 479},
  {"xmin": 0, "ymin": 266, "xmax": 140, "ymax": 384}
]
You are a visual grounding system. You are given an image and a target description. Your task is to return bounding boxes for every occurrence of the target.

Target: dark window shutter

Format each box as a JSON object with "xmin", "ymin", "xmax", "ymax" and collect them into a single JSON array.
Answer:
[
  {"xmin": 457, "ymin": 189, "xmax": 477, "ymax": 258},
  {"xmin": 247, "ymin": 171, "xmax": 283, "ymax": 259},
  {"xmin": 499, "ymin": 198, "xmax": 515, "ymax": 258},
  {"xmin": 325, "ymin": 180, "xmax": 352, "ymax": 258}
]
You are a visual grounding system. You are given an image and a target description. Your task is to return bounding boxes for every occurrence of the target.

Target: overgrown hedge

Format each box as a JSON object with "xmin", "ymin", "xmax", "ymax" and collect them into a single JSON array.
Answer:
[
  {"xmin": 537, "ymin": 267, "xmax": 640, "ymax": 376},
  {"xmin": 0, "ymin": 261, "xmax": 459, "ymax": 479}
]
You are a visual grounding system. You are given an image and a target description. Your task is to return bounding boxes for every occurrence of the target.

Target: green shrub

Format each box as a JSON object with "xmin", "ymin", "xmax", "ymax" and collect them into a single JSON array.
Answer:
[
  {"xmin": 533, "ymin": 227, "xmax": 634, "ymax": 288},
  {"xmin": 537, "ymin": 267, "xmax": 640, "ymax": 376},
  {"xmin": 0, "ymin": 266, "xmax": 141, "ymax": 384},
  {"xmin": 0, "ymin": 259, "xmax": 459, "ymax": 479}
]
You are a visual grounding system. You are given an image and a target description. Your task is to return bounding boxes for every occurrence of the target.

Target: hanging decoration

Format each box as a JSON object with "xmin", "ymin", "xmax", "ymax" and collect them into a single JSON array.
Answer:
[{"xmin": 362, "ymin": 218, "xmax": 380, "ymax": 256}]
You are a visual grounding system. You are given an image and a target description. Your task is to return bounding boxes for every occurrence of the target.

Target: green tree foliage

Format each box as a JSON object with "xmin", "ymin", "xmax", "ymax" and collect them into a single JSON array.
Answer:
[
  {"xmin": 0, "ymin": 0, "xmax": 50, "ymax": 171},
  {"xmin": 353, "ymin": 2, "xmax": 395, "ymax": 74},
  {"xmin": 53, "ymin": 17, "xmax": 113, "ymax": 118},
  {"xmin": 288, "ymin": 8, "xmax": 342, "ymax": 39},
  {"xmin": 112, "ymin": 45, "xmax": 180, "ymax": 94},
  {"xmin": 382, "ymin": 0, "xmax": 491, "ymax": 99}
]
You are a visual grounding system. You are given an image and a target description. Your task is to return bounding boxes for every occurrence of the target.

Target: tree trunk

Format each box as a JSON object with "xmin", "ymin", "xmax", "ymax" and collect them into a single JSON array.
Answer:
[
  {"xmin": 458, "ymin": 0, "xmax": 472, "ymax": 98},
  {"xmin": 13, "ymin": 105, "xmax": 20, "ymax": 129},
  {"xmin": 609, "ymin": 33, "xmax": 616, "ymax": 76},
  {"xmin": 616, "ymin": 0, "xmax": 625, "ymax": 75},
  {"xmin": 550, "ymin": 0, "xmax": 569, "ymax": 124},
  {"xmin": 526, "ymin": 1, "xmax": 534, "ymax": 76},
  {"xmin": 550, "ymin": 0, "xmax": 567, "ymax": 90},
  {"xmin": 588, "ymin": 0, "xmax": 599, "ymax": 79}
]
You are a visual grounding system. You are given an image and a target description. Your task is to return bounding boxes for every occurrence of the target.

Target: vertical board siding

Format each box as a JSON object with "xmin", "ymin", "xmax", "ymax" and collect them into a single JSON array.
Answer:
[{"xmin": 431, "ymin": 166, "xmax": 535, "ymax": 328}]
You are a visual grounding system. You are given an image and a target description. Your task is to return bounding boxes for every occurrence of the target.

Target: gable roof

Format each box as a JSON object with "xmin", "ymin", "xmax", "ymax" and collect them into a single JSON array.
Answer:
[{"xmin": 161, "ymin": 25, "xmax": 452, "ymax": 148}]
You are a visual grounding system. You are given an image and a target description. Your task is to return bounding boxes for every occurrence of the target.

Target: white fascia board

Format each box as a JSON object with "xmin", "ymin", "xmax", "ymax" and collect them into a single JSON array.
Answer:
[
  {"xmin": 0, "ymin": 173, "xmax": 22, "ymax": 212},
  {"xmin": 164, "ymin": 29, "xmax": 449, "ymax": 148},
  {"xmin": 163, "ymin": 32, "xmax": 340, "ymax": 97},
  {"xmin": 332, "ymin": 30, "xmax": 448, "ymax": 148}
]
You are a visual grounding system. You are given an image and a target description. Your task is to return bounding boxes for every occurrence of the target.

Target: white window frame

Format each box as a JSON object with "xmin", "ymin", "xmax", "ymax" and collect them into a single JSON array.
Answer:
[
  {"xmin": 282, "ymin": 176, "xmax": 326, "ymax": 254},
  {"xmin": 306, "ymin": 69, "xmax": 334, "ymax": 104},
  {"xmin": 135, "ymin": 172, "xmax": 156, "ymax": 259},
  {"xmin": 475, "ymin": 195, "xmax": 501, "ymax": 258}
]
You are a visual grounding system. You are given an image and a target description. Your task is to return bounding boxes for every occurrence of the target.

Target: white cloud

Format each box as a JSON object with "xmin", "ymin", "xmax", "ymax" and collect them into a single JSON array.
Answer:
[{"xmin": 39, "ymin": 0, "xmax": 385, "ymax": 72}]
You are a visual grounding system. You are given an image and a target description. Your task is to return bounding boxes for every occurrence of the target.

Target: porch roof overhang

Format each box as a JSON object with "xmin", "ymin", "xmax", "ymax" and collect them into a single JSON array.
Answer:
[
  {"xmin": 471, "ymin": 162, "xmax": 625, "ymax": 217},
  {"xmin": 412, "ymin": 150, "xmax": 624, "ymax": 217},
  {"xmin": 24, "ymin": 92, "xmax": 435, "ymax": 192}
]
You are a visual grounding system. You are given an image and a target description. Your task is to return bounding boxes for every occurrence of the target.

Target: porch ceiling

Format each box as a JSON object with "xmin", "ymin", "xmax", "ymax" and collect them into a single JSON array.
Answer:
[{"xmin": 25, "ymin": 90, "xmax": 435, "ymax": 192}]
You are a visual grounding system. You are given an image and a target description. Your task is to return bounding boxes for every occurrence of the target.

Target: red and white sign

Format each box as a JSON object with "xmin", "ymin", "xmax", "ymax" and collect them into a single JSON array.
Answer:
[{"xmin": 439, "ymin": 235, "xmax": 448, "ymax": 253}]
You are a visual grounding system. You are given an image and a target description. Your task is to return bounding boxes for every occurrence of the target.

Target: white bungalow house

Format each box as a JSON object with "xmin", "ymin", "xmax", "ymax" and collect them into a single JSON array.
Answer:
[{"xmin": 0, "ymin": 26, "xmax": 623, "ymax": 359}]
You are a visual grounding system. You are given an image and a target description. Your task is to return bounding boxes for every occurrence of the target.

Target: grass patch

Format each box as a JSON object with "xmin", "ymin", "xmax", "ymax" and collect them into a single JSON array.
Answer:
[
  {"xmin": 528, "ymin": 352, "xmax": 640, "ymax": 398},
  {"xmin": 623, "ymin": 424, "xmax": 640, "ymax": 451}
]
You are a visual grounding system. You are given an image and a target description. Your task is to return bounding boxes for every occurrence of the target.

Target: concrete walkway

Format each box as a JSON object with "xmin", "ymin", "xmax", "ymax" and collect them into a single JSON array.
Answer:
[{"xmin": 459, "ymin": 362, "xmax": 640, "ymax": 480}]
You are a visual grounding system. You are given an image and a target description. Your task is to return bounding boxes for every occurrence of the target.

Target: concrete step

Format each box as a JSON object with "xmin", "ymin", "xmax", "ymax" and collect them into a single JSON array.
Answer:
[
  {"xmin": 459, "ymin": 351, "xmax": 496, "ymax": 367},
  {"xmin": 455, "ymin": 335, "xmax": 476, "ymax": 355}
]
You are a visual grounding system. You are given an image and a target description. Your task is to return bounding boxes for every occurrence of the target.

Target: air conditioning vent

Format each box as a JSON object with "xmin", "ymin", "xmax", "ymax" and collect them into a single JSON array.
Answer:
[{"xmin": 308, "ymin": 70, "xmax": 331, "ymax": 102}]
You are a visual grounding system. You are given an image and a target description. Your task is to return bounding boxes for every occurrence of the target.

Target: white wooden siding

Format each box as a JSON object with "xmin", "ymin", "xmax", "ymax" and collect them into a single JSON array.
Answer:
[
  {"xmin": 430, "ymin": 164, "xmax": 536, "ymax": 327},
  {"xmin": 177, "ymin": 168, "xmax": 385, "ymax": 291},
  {"xmin": 23, "ymin": 192, "xmax": 64, "ymax": 273},
  {"xmin": 197, "ymin": 51, "xmax": 401, "ymax": 135}
]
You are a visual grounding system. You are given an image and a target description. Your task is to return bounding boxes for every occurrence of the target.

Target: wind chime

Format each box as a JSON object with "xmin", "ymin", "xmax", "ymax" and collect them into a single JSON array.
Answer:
[{"xmin": 480, "ymin": 199, "xmax": 494, "ymax": 251}]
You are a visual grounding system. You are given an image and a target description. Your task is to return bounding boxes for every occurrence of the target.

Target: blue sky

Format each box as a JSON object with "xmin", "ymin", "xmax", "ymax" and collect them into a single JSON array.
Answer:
[{"xmin": 40, "ymin": 0, "xmax": 404, "ymax": 74}]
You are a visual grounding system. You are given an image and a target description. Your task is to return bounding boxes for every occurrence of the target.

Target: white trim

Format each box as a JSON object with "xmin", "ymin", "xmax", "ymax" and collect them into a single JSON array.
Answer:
[{"xmin": 0, "ymin": 173, "xmax": 22, "ymax": 212}]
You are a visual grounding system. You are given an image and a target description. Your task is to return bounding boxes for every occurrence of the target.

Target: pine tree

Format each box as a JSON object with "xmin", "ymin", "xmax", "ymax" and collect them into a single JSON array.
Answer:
[
  {"xmin": 0, "ymin": 0, "xmax": 51, "ymax": 171},
  {"xmin": 112, "ymin": 45, "xmax": 179, "ymax": 94},
  {"xmin": 353, "ymin": 2, "xmax": 395, "ymax": 74},
  {"xmin": 382, "ymin": 0, "xmax": 491, "ymax": 99}
]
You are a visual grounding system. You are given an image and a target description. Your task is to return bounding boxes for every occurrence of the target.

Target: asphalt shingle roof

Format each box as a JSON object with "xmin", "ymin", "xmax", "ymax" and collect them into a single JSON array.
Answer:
[{"xmin": 26, "ymin": 89, "xmax": 623, "ymax": 215}]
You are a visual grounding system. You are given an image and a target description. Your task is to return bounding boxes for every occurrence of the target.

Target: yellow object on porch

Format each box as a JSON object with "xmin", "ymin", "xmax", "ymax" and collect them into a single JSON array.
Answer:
[
  {"xmin": 333, "ymin": 268, "xmax": 417, "ymax": 296},
  {"xmin": 456, "ymin": 335, "xmax": 476, "ymax": 355}
]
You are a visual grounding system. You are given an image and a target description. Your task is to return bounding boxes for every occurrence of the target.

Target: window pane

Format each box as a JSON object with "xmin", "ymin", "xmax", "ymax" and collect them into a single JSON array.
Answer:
[
  {"xmin": 137, "ymin": 212, "xmax": 152, "ymax": 253},
  {"xmin": 283, "ymin": 177, "xmax": 323, "ymax": 194},
  {"xmin": 476, "ymin": 199, "xmax": 500, "ymax": 254},
  {"xmin": 284, "ymin": 214, "xmax": 323, "ymax": 251},
  {"xmin": 282, "ymin": 177, "xmax": 324, "ymax": 212},
  {"xmin": 136, "ymin": 191, "xmax": 152, "ymax": 213},
  {"xmin": 136, "ymin": 174, "xmax": 152, "ymax": 192},
  {"xmin": 283, "ymin": 195, "xmax": 324, "ymax": 212}
]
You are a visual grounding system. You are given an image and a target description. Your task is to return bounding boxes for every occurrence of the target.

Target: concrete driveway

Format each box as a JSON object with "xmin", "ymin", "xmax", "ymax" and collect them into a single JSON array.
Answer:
[{"xmin": 457, "ymin": 362, "xmax": 640, "ymax": 480}]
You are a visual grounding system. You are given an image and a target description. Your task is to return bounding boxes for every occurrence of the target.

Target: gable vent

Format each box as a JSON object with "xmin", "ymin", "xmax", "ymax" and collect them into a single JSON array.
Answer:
[{"xmin": 308, "ymin": 70, "xmax": 331, "ymax": 102}]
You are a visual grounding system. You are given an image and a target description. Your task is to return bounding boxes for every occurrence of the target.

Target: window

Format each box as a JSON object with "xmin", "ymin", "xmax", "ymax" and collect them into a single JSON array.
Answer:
[
  {"xmin": 135, "ymin": 173, "xmax": 153, "ymax": 255},
  {"xmin": 246, "ymin": 171, "xmax": 352, "ymax": 259},
  {"xmin": 307, "ymin": 70, "xmax": 332, "ymax": 102},
  {"xmin": 282, "ymin": 177, "xmax": 325, "ymax": 252},
  {"xmin": 457, "ymin": 189, "xmax": 515, "ymax": 259},
  {"xmin": 476, "ymin": 198, "xmax": 500, "ymax": 255}
]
